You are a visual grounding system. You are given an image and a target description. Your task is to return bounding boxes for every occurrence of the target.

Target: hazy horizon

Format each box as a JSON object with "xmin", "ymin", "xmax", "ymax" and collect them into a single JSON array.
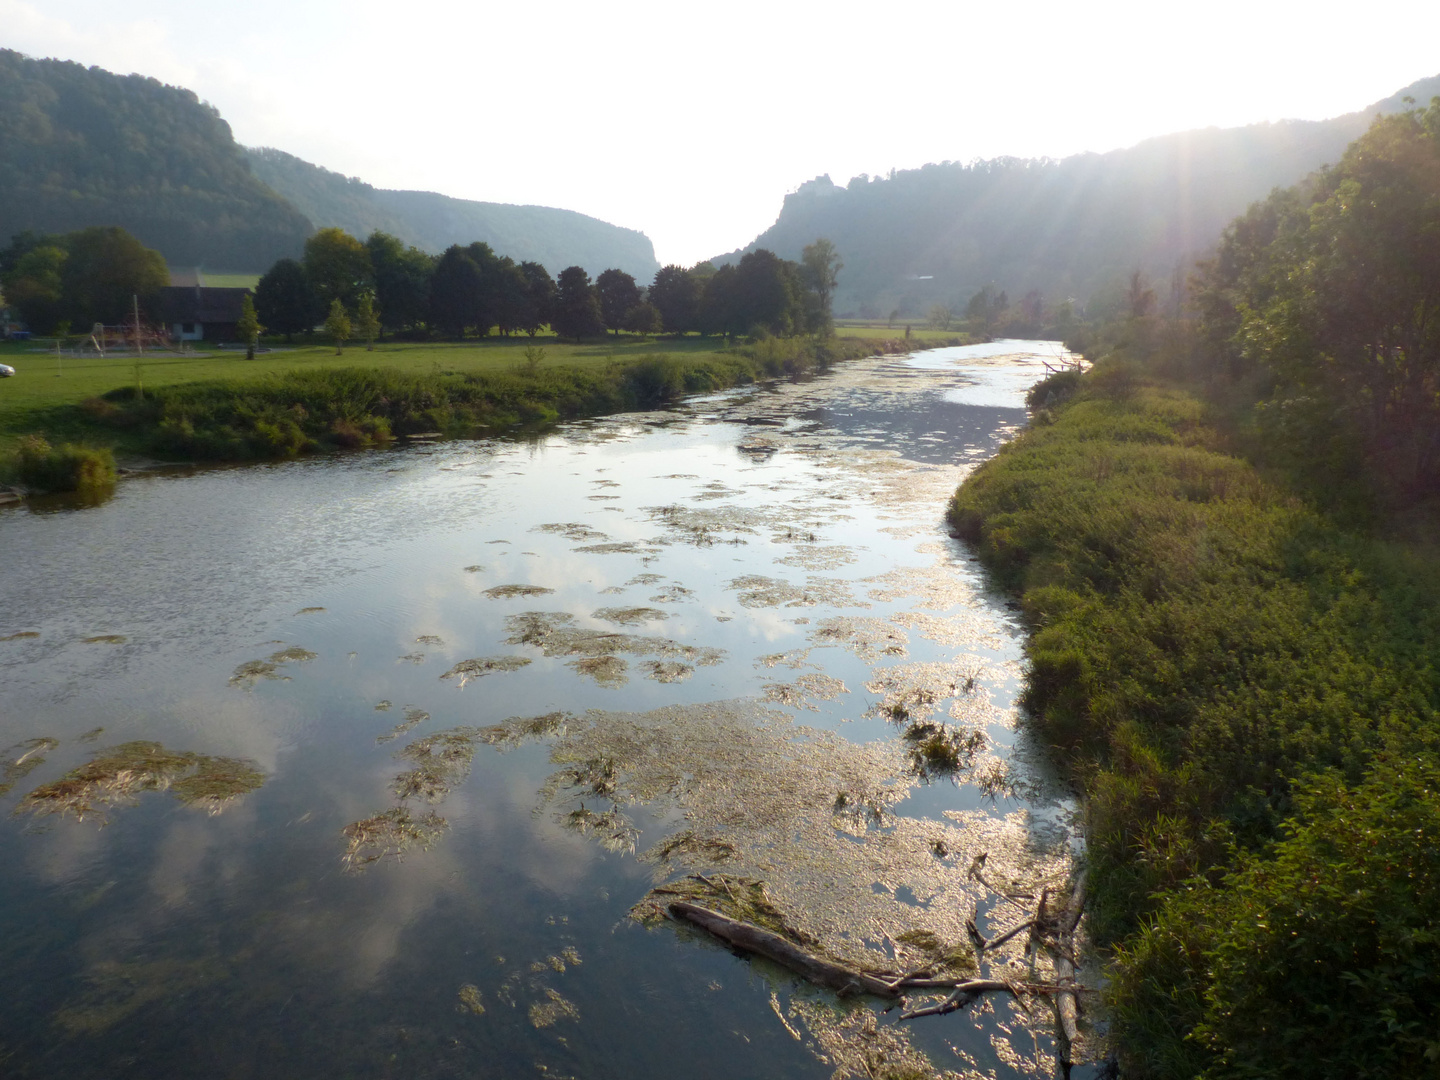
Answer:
[{"xmin": 5, "ymin": 0, "xmax": 1439, "ymax": 266}]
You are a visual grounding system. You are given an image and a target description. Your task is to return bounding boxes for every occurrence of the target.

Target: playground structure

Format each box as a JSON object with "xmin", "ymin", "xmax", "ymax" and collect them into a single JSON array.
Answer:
[{"xmin": 78, "ymin": 318, "xmax": 180, "ymax": 356}]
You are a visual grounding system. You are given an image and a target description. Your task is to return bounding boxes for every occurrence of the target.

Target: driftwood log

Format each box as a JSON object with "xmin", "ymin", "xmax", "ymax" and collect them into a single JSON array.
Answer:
[
  {"xmin": 670, "ymin": 865, "xmax": 1090, "ymax": 1071},
  {"xmin": 669, "ymin": 901, "xmax": 903, "ymax": 998},
  {"xmin": 668, "ymin": 901, "xmax": 1074, "ymax": 1007},
  {"xmin": 1046, "ymin": 869, "xmax": 1086, "ymax": 1067}
]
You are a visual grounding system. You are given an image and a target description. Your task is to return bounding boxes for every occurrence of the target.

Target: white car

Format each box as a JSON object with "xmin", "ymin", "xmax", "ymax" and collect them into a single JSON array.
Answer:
[{"xmin": 0, "ymin": 364, "xmax": 15, "ymax": 377}]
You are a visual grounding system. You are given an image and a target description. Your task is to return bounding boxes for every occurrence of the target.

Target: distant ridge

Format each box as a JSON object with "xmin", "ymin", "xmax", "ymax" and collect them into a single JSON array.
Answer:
[
  {"xmin": 246, "ymin": 148, "xmax": 660, "ymax": 280},
  {"xmin": 716, "ymin": 74, "xmax": 1440, "ymax": 315},
  {"xmin": 0, "ymin": 49, "xmax": 311, "ymax": 269},
  {"xmin": 0, "ymin": 49, "xmax": 660, "ymax": 277}
]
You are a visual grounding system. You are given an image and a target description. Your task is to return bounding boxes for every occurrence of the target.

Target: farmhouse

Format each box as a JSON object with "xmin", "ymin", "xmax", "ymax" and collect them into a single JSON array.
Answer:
[{"xmin": 160, "ymin": 285, "xmax": 253, "ymax": 342}]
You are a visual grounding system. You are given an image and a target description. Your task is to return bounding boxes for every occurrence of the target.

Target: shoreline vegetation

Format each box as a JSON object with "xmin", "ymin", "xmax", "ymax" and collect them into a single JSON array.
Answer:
[
  {"xmin": 951, "ymin": 355, "xmax": 1440, "ymax": 1076},
  {"xmin": 952, "ymin": 102, "xmax": 1440, "ymax": 1077},
  {"xmin": 0, "ymin": 330, "xmax": 976, "ymax": 495}
]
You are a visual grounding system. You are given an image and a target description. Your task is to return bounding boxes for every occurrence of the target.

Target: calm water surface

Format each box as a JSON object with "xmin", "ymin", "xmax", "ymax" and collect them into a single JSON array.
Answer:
[{"xmin": 0, "ymin": 342, "xmax": 1088, "ymax": 1079}]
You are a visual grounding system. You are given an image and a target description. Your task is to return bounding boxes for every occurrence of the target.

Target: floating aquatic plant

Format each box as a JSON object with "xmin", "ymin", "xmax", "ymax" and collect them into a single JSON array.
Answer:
[
  {"xmin": 568, "ymin": 655, "xmax": 628, "ymax": 687},
  {"xmin": 476, "ymin": 711, "xmax": 570, "ymax": 751},
  {"xmin": 82, "ymin": 635, "xmax": 127, "ymax": 645},
  {"xmin": 228, "ymin": 645, "xmax": 316, "ymax": 687},
  {"xmin": 438, "ymin": 655, "xmax": 531, "ymax": 687},
  {"xmin": 503, "ymin": 612, "xmax": 724, "ymax": 669},
  {"xmin": 17, "ymin": 741, "xmax": 264, "ymax": 821},
  {"xmin": 341, "ymin": 806, "xmax": 448, "ymax": 869},
  {"xmin": 902, "ymin": 721, "xmax": 988, "ymax": 781},
  {"xmin": 392, "ymin": 729, "xmax": 483, "ymax": 802},
  {"xmin": 591, "ymin": 606, "xmax": 668, "ymax": 626},
  {"xmin": 811, "ymin": 617, "xmax": 908, "ymax": 661},
  {"xmin": 534, "ymin": 522, "xmax": 608, "ymax": 542},
  {"xmin": 528, "ymin": 987, "xmax": 579, "ymax": 1028},
  {"xmin": 573, "ymin": 541, "xmax": 659, "ymax": 556},
  {"xmin": 0, "ymin": 737, "xmax": 60, "ymax": 797},
  {"xmin": 729, "ymin": 575, "xmax": 862, "ymax": 609},
  {"xmin": 377, "ymin": 706, "xmax": 429, "ymax": 744},
  {"xmin": 760, "ymin": 674, "xmax": 848, "ymax": 712},
  {"xmin": 456, "ymin": 984, "xmax": 485, "ymax": 1015},
  {"xmin": 641, "ymin": 660, "xmax": 693, "ymax": 684},
  {"xmin": 483, "ymin": 584, "xmax": 555, "ymax": 599}
]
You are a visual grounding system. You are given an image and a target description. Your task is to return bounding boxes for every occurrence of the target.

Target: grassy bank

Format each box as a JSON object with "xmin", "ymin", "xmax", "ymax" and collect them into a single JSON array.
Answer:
[
  {"xmin": 949, "ymin": 359, "xmax": 1440, "ymax": 1076},
  {"xmin": 0, "ymin": 333, "xmax": 954, "ymax": 487}
]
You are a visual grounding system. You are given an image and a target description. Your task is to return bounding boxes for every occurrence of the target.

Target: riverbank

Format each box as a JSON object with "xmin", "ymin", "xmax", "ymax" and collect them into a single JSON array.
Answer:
[
  {"xmin": 0, "ymin": 332, "xmax": 974, "ymax": 492},
  {"xmin": 948, "ymin": 356, "xmax": 1440, "ymax": 1076}
]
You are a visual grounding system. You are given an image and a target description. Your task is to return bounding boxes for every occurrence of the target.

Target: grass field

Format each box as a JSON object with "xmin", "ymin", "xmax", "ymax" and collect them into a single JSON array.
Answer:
[
  {"xmin": 0, "ymin": 334, "xmax": 742, "ymax": 451},
  {"xmin": 0, "ymin": 329, "xmax": 957, "ymax": 474}
]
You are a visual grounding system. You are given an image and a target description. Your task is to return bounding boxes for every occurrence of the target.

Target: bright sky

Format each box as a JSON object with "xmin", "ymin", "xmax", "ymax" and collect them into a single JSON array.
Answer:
[{"xmin": 5, "ymin": 0, "xmax": 1439, "ymax": 267}]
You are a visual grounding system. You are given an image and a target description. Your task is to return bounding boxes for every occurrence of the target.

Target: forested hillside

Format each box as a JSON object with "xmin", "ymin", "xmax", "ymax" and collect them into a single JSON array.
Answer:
[
  {"xmin": 719, "ymin": 74, "xmax": 1440, "ymax": 317},
  {"xmin": 0, "ymin": 50, "xmax": 312, "ymax": 270},
  {"xmin": 246, "ymin": 148, "xmax": 660, "ymax": 280}
]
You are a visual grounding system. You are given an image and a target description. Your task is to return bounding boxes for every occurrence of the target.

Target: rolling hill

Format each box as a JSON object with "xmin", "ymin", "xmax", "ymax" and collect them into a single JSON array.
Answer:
[
  {"xmin": 0, "ymin": 50, "xmax": 660, "ymax": 279},
  {"xmin": 246, "ymin": 148, "xmax": 659, "ymax": 281},
  {"xmin": 0, "ymin": 49, "xmax": 312, "ymax": 270},
  {"xmin": 717, "ymin": 74, "xmax": 1440, "ymax": 317}
]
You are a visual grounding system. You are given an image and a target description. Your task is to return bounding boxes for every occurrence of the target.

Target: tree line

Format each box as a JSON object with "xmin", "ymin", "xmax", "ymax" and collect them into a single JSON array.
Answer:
[
  {"xmin": 254, "ymin": 229, "xmax": 844, "ymax": 342},
  {"xmin": 0, "ymin": 227, "xmax": 169, "ymax": 334},
  {"xmin": 1189, "ymin": 95, "xmax": 1440, "ymax": 507}
]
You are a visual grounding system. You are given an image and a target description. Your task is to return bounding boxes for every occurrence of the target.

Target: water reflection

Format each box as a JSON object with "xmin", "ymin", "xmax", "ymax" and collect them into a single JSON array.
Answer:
[{"xmin": 0, "ymin": 343, "xmax": 1092, "ymax": 1079}]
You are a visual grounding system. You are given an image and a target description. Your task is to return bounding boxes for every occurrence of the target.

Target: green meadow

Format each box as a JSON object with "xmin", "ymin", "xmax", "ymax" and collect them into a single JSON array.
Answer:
[
  {"xmin": 0, "ymin": 333, "xmax": 733, "ymax": 446},
  {"xmin": 0, "ymin": 331, "xmax": 953, "ymax": 486}
]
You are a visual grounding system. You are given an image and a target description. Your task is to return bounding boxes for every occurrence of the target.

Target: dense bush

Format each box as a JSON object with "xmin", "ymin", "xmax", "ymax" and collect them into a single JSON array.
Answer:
[
  {"xmin": 949, "ymin": 362, "xmax": 1440, "ymax": 1076},
  {"xmin": 1114, "ymin": 753, "xmax": 1440, "ymax": 1079},
  {"xmin": 13, "ymin": 435, "xmax": 116, "ymax": 492}
]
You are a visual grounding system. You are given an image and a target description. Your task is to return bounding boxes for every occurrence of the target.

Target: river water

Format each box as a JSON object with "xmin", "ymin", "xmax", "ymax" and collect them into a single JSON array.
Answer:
[{"xmin": 0, "ymin": 341, "xmax": 1087, "ymax": 1079}]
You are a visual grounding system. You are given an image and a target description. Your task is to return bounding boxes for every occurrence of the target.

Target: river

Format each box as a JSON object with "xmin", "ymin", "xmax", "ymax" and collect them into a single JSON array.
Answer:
[{"xmin": 0, "ymin": 341, "xmax": 1089, "ymax": 1079}]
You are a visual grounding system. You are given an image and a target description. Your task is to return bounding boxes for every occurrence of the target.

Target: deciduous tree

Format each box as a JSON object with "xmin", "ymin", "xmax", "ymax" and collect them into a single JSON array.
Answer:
[
  {"xmin": 59, "ymin": 226, "xmax": 168, "ymax": 328},
  {"xmin": 366, "ymin": 232, "xmax": 433, "ymax": 333},
  {"xmin": 623, "ymin": 301, "xmax": 663, "ymax": 337},
  {"xmin": 596, "ymin": 268, "xmax": 640, "ymax": 336},
  {"xmin": 236, "ymin": 293, "xmax": 263, "ymax": 359},
  {"xmin": 429, "ymin": 246, "xmax": 484, "ymax": 339},
  {"xmin": 1, "ymin": 242, "xmax": 67, "ymax": 333},
  {"xmin": 649, "ymin": 264, "xmax": 700, "ymax": 334},
  {"xmin": 551, "ymin": 266, "xmax": 603, "ymax": 340},
  {"xmin": 255, "ymin": 258, "xmax": 317, "ymax": 341},
  {"xmin": 801, "ymin": 239, "xmax": 842, "ymax": 334},
  {"xmin": 518, "ymin": 261, "xmax": 556, "ymax": 336},
  {"xmin": 325, "ymin": 298, "xmax": 351, "ymax": 355},
  {"xmin": 354, "ymin": 291, "xmax": 380, "ymax": 351},
  {"xmin": 493, "ymin": 257, "xmax": 529, "ymax": 336},
  {"xmin": 304, "ymin": 227, "xmax": 372, "ymax": 310}
]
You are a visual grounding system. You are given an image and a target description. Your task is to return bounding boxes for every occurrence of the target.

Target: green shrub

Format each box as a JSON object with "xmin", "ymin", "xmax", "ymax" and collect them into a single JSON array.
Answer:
[
  {"xmin": 1024, "ymin": 368, "xmax": 1082, "ymax": 409},
  {"xmin": 949, "ymin": 363, "xmax": 1440, "ymax": 1076},
  {"xmin": 1112, "ymin": 755, "xmax": 1440, "ymax": 1079},
  {"xmin": 14, "ymin": 435, "xmax": 116, "ymax": 493}
]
